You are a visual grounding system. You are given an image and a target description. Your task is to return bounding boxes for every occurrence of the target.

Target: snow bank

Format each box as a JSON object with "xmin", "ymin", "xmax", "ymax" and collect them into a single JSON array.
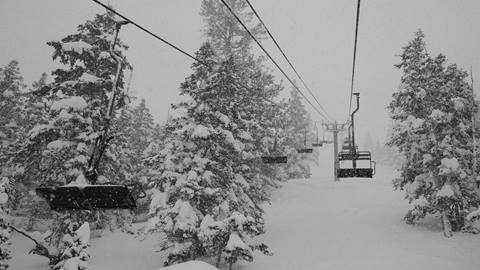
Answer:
[{"xmin": 51, "ymin": 96, "xmax": 88, "ymax": 111}]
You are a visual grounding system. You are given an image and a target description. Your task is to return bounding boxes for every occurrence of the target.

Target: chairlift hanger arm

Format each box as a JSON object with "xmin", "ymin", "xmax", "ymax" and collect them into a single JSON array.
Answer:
[{"xmin": 86, "ymin": 21, "xmax": 127, "ymax": 184}]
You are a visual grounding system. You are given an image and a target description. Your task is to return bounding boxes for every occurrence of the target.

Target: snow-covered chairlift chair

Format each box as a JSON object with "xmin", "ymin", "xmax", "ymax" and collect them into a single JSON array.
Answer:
[{"xmin": 36, "ymin": 21, "xmax": 144, "ymax": 211}]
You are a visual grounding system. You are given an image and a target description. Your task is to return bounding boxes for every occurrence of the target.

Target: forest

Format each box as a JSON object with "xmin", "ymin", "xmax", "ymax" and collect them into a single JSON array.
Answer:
[{"xmin": 1, "ymin": 0, "xmax": 480, "ymax": 270}]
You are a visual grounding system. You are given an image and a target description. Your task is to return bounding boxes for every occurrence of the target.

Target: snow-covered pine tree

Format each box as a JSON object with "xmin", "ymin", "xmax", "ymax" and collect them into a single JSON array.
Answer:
[
  {"xmin": 388, "ymin": 30, "xmax": 479, "ymax": 237},
  {"xmin": 284, "ymin": 88, "xmax": 316, "ymax": 179},
  {"xmin": 147, "ymin": 44, "xmax": 269, "ymax": 267},
  {"xmin": 18, "ymin": 73, "xmax": 57, "ymax": 229},
  {"xmin": 2, "ymin": 72, "xmax": 54, "ymax": 229},
  {"xmin": 113, "ymin": 99, "xmax": 155, "ymax": 178},
  {"xmin": 110, "ymin": 98, "xmax": 159, "ymax": 219},
  {"xmin": 200, "ymin": 0, "xmax": 265, "ymax": 61},
  {"xmin": 0, "ymin": 177, "xmax": 11, "ymax": 270},
  {"xmin": 201, "ymin": 0, "xmax": 291, "ymax": 201},
  {"xmin": 199, "ymin": 211, "xmax": 270, "ymax": 269},
  {"xmin": 0, "ymin": 60, "xmax": 26, "ymax": 179},
  {"xmin": 13, "ymin": 11, "xmax": 133, "ymax": 258},
  {"xmin": 53, "ymin": 222, "xmax": 90, "ymax": 270}
]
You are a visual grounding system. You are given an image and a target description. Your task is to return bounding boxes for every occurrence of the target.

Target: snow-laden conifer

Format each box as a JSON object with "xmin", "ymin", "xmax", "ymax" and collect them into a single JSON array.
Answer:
[{"xmin": 388, "ymin": 30, "xmax": 479, "ymax": 236}]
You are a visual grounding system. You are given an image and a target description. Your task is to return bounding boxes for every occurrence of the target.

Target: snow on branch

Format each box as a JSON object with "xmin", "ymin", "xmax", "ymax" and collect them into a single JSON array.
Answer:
[{"xmin": 51, "ymin": 96, "xmax": 88, "ymax": 111}]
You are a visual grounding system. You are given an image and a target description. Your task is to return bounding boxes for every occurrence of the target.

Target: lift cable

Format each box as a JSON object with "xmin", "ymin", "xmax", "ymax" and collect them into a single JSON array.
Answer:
[
  {"xmin": 244, "ymin": 0, "xmax": 334, "ymax": 121},
  {"xmin": 219, "ymin": 0, "xmax": 330, "ymax": 122},
  {"xmin": 347, "ymin": 0, "xmax": 361, "ymax": 119},
  {"xmin": 91, "ymin": 0, "xmax": 209, "ymax": 66},
  {"xmin": 91, "ymin": 0, "xmax": 328, "ymax": 121}
]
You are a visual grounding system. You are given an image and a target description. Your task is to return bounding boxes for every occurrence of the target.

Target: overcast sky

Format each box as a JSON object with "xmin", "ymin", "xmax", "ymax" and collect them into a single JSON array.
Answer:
[{"xmin": 1, "ymin": 0, "xmax": 480, "ymax": 144}]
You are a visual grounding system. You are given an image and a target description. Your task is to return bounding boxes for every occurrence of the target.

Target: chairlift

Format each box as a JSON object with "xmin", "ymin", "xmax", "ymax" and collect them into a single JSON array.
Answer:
[
  {"xmin": 342, "ymin": 139, "xmax": 357, "ymax": 151},
  {"xmin": 36, "ymin": 185, "xmax": 138, "ymax": 211},
  {"xmin": 36, "ymin": 22, "xmax": 144, "ymax": 211},
  {"xmin": 337, "ymin": 93, "xmax": 376, "ymax": 178},
  {"xmin": 297, "ymin": 127, "xmax": 313, "ymax": 153},
  {"xmin": 262, "ymin": 117, "xmax": 288, "ymax": 164},
  {"xmin": 311, "ymin": 122, "xmax": 323, "ymax": 147},
  {"xmin": 262, "ymin": 135, "xmax": 288, "ymax": 164}
]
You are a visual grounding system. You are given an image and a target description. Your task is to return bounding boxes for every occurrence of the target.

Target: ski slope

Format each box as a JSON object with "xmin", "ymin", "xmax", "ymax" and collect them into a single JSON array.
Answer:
[
  {"xmin": 9, "ymin": 145, "xmax": 480, "ymax": 270},
  {"xmin": 242, "ymin": 146, "xmax": 480, "ymax": 270}
]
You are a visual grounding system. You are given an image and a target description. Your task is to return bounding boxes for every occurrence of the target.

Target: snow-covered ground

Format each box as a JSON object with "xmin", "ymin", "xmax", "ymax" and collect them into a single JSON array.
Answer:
[
  {"xmin": 10, "ymin": 228, "xmax": 165, "ymax": 270},
  {"xmin": 241, "ymin": 146, "xmax": 480, "ymax": 270},
  {"xmin": 9, "ymin": 145, "xmax": 480, "ymax": 270}
]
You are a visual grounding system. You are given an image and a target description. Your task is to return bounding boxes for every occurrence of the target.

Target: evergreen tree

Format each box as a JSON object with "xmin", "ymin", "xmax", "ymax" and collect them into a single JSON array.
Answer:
[
  {"xmin": 111, "ymin": 98, "xmax": 159, "ymax": 218},
  {"xmin": 12, "ymin": 12, "xmax": 133, "ymax": 261},
  {"xmin": 200, "ymin": 0, "xmax": 265, "ymax": 61},
  {"xmin": 388, "ymin": 30, "xmax": 479, "ymax": 237},
  {"xmin": 284, "ymin": 88, "xmax": 315, "ymax": 179},
  {"xmin": 53, "ymin": 222, "xmax": 90, "ymax": 270},
  {"xmin": 147, "ymin": 44, "xmax": 269, "ymax": 267},
  {"xmin": 0, "ymin": 60, "xmax": 26, "ymax": 178},
  {"xmin": 0, "ymin": 177, "xmax": 11, "ymax": 270},
  {"xmin": 201, "ymin": 0, "xmax": 290, "ymax": 199},
  {"xmin": 10, "ymin": 72, "xmax": 52, "ymax": 229}
]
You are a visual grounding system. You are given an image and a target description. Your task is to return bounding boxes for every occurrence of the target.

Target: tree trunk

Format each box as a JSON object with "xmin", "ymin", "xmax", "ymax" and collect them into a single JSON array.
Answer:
[
  {"xmin": 215, "ymin": 247, "xmax": 222, "ymax": 268},
  {"xmin": 442, "ymin": 211, "xmax": 453, "ymax": 238}
]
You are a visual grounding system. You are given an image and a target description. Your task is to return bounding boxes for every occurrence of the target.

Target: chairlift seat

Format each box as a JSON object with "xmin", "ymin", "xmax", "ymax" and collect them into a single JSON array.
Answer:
[
  {"xmin": 297, "ymin": 148, "xmax": 313, "ymax": 153},
  {"xmin": 262, "ymin": 156, "xmax": 288, "ymax": 164},
  {"xmin": 337, "ymin": 159, "xmax": 376, "ymax": 178},
  {"xmin": 337, "ymin": 168, "xmax": 374, "ymax": 178},
  {"xmin": 338, "ymin": 151, "xmax": 371, "ymax": 161},
  {"xmin": 36, "ymin": 185, "xmax": 136, "ymax": 211},
  {"xmin": 356, "ymin": 151, "xmax": 372, "ymax": 160}
]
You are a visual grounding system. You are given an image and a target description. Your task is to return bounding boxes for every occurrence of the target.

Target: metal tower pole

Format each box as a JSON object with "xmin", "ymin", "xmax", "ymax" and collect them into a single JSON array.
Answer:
[{"xmin": 333, "ymin": 123, "xmax": 339, "ymax": 182}]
